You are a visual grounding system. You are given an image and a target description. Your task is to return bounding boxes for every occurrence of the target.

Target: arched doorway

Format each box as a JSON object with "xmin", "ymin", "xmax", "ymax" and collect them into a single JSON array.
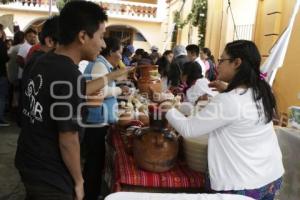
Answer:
[
  {"xmin": 24, "ymin": 17, "xmax": 48, "ymax": 32},
  {"xmin": 106, "ymin": 25, "xmax": 151, "ymax": 52}
]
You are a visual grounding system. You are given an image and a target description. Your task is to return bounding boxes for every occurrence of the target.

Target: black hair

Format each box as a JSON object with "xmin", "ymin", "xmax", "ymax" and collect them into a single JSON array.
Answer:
[
  {"xmin": 201, "ymin": 47, "xmax": 215, "ymax": 64},
  {"xmin": 150, "ymin": 52, "xmax": 160, "ymax": 63},
  {"xmin": 25, "ymin": 28, "xmax": 37, "ymax": 35},
  {"xmin": 39, "ymin": 16, "xmax": 59, "ymax": 45},
  {"xmin": 223, "ymin": 40, "xmax": 276, "ymax": 123},
  {"xmin": 186, "ymin": 44, "xmax": 200, "ymax": 55},
  {"xmin": 138, "ymin": 52, "xmax": 153, "ymax": 65},
  {"xmin": 163, "ymin": 50, "xmax": 173, "ymax": 57},
  {"xmin": 13, "ymin": 31, "xmax": 25, "ymax": 45},
  {"xmin": 156, "ymin": 56, "xmax": 170, "ymax": 77},
  {"xmin": 59, "ymin": 1, "xmax": 108, "ymax": 45},
  {"xmin": 135, "ymin": 48, "xmax": 144, "ymax": 55},
  {"xmin": 122, "ymin": 45, "xmax": 134, "ymax": 56},
  {"xmin": 182, "ymin": 61, "xmax": 203, "ymax": 87},
  {"xmin": 5, "ymin": 39, "xmax": 12, "ymax": 44},
  {"xmin": 101, "ymin": 36, "xmax": 121, "ymax": 57}
]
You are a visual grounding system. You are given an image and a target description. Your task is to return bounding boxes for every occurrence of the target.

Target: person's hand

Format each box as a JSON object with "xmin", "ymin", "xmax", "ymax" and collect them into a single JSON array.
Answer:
[
  {"xmin": 86, "ymin": 90, "xmax": 104, "ymax": 107},
  {"xmin": 109, "ymin": 67, "xmax": 135, "ymax": 81},
  {"xmin": 208, "ymin": 80, "xmax": 228, "ymax": 92},
  {"xmin": 74, "ymin": 181, "xmax": 84, "ymax": 200},
  {"xmin": 195, "ymin": 94, "xmax": 209, "ymax": 105}
]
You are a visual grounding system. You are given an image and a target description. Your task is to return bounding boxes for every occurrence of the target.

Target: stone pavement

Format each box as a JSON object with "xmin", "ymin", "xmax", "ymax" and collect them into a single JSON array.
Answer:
[{"xmin": 0, "ymin": 123, "xmax": 25, "ymax": 200}]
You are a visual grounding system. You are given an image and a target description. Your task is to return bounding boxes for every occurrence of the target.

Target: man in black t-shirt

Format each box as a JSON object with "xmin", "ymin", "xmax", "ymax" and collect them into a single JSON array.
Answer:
[
  {"xmin": 0, "ymin": 29, "xmax": 10, "ymax": 126},
  {"xmin": 17, "ymin": 16, "xmax": 59, "ymax": 127},
  {"xmin": 14, "ymin": 2, "xmax": 130, "ymax": 200}
]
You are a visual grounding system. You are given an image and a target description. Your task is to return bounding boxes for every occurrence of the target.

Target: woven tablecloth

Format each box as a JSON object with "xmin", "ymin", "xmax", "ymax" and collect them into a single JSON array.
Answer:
[{"xmin": 105, "ymin": 128, "xmax": 206, "ymax": 192}]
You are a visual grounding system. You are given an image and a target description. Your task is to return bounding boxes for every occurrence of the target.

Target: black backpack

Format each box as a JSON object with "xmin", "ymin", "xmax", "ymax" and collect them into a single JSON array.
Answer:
[{"xmin": 206, "ymin": 59, "xmax": 217, "ymax": 81}]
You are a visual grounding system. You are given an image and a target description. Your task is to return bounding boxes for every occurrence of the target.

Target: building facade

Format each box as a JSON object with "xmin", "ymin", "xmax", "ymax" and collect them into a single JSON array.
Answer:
[{"xmin": 1, "ymin": 0, "xmax": 299, "ymax": 113}]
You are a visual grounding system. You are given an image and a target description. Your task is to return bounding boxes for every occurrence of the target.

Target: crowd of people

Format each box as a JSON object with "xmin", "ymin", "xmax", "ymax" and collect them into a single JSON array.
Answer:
[
  {"xmin": 0, "ymin": 18, "xmax": 219, "ymax": 127},
  {"xmin": 0, "ymin": 1, "xmax": 284, "ymax": 200}
]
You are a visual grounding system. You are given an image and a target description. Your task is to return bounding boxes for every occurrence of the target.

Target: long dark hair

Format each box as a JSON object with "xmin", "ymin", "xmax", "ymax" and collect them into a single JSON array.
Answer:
[
  {"xmin": 202, "ymin": 47, "xmax": 215, "ymax": 64},
  {"xmin": 156, "ymin": 56, "xmax": 170, "ymax": 77},
  {"xmin": 13, "ymin": 31, "xmax": 25, "ymax": 45},
  {"xmin": 182, "ymin": 61, "xmax": 203, "ymax": 87},
  {"xmin": 223, "ymin": 40, "xmax": 276, "ymax": 123},
  {"xmin": 101, "ymin": 36, "xmax": 121, "ymax": 57}
]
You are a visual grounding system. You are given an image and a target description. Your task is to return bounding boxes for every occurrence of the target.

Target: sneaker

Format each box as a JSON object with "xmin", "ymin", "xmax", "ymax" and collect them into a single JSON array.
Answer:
[{"xmin": 0, "ymin": 120, "xmax": 10, "ymax": 127}]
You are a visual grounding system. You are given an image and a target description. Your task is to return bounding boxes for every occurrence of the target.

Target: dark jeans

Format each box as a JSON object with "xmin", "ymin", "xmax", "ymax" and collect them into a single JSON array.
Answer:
[
  {"xmin": 83, "ymin": 126, "xmax": 109, "ymax": 200},
  {"xmin": 0, "ymin": 77, "xmax": 9, "ymax": 121},
  {"xmin": 23, "ymin": 183, "xmax": 73, "ymax": 200}
]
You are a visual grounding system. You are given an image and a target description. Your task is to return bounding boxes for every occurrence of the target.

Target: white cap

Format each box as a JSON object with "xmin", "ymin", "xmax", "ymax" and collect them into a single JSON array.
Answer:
[
  {"xmin": 173, "ymin": 45, "xmax": 187, "ymax": 58},
  {"xmin": 151, "ymin": 45, "xmax": 159, "ymax": 51}
]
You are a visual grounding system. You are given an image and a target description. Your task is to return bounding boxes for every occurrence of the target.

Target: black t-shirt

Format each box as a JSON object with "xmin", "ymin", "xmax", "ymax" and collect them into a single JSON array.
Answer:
[
  {"xmin": 0, "ymin": 41, "xmax": 9, "ymax": 77},
  {"xmin": 15, "ymin": 51, "xmax": 86, "ymax": 194}
]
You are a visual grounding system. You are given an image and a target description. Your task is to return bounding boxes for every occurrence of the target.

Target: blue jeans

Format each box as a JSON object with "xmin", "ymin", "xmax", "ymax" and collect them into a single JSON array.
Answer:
[{"xmin": 0, "ymin": 77, "xmax": 9, "ymax": 121}]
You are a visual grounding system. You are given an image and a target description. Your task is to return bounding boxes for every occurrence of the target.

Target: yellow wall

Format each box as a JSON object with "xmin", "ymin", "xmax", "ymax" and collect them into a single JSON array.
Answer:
[
  {"xmin": 206, "ymin": 0, "xmax": 258, "ymax": 59},
  {"xmin": 206, "ymin": 0, "xmax": 223, "ymax": 59},
  {"xmin": 254, "ymin": 0, "xmax": 300, "ymax": 113}
]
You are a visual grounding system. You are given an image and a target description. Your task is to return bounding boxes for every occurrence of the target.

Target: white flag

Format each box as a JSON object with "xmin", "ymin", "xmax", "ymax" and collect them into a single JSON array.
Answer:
[{"xmin": 261, "ymin": 0, "xmax": 300, "ymax": 85}]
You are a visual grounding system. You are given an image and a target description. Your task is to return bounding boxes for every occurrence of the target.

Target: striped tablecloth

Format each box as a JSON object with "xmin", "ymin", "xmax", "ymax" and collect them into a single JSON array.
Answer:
[{"xmin": 105, "ymin": 128, "xmax": 206, "ymax": 192}]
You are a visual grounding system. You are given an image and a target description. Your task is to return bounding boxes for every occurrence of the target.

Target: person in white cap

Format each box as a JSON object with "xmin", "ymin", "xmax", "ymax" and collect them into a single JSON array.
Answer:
[
  {"xmin": 150, "ymin": 45, "xmax": 158, "ymax": 52},
  {"xmin": 167, "ymin": 45, "xmax": 189, "ymax": 87}
]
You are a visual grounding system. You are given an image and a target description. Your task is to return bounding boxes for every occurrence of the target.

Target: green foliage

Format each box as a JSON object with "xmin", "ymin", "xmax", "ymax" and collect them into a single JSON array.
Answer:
[
  {"xmin": 56, "ymin": 0, "xmax": 71, "ymax": 11},
  {"xmin": 173, "ymin": 0, "xmax": 207, "ymax": 47},
  {"xmin": 0, "ymin": 0, "xmax": 14, "ymax": 4}
]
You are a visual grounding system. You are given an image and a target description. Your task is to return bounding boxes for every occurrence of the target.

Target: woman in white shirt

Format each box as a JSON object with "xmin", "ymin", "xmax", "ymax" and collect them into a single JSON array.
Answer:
[
  {"xmin": 166, "ymin": 40, "xmax": 284, "ymax": 200},
  {"xmin": 182, "ymin": 61, "xmax": 217, "ymax": 104}
]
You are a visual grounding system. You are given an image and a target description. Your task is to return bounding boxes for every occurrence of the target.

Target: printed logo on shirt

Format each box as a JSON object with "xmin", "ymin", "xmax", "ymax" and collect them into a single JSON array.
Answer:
[{"xmin": 23, "ymin": 74, "xmax": 44, "ymax": 123}]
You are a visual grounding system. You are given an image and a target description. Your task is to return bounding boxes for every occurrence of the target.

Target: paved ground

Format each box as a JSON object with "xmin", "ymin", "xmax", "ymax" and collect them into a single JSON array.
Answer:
[{"xmin": 0, "ymin": 123, "xmax": 25, "ymax": 200}]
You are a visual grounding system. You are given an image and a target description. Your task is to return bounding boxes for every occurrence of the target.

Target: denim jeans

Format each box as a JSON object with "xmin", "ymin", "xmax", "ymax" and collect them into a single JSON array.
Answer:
[{"xmin": 0, "ymin": 77, "xmax": 9, "ymax": 121}]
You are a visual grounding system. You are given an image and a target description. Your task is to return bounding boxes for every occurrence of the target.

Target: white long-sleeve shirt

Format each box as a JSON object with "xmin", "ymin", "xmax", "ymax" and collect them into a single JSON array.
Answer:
[
  {"xmin": 166, "ymin": 88, "xmax": 284, "ymax": 191},
  {"xmin": 186, "ymin": 78, "xmax": 218, "ymax": 104},
  {"xmin": 195, "ymin": 57, "xmax": 207, "ymax": 76}
]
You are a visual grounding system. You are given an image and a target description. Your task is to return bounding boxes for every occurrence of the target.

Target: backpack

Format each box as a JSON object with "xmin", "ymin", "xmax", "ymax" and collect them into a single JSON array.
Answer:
[{"xmin": 206, "ymin": 59, "xmax": 217, "ymax": 81}]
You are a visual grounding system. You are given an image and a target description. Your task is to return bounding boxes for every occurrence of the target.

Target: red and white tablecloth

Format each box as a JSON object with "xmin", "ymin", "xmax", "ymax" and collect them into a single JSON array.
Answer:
[{"xmin": 105, "ymin": 128, "xmax": 206, "ymax": 192}]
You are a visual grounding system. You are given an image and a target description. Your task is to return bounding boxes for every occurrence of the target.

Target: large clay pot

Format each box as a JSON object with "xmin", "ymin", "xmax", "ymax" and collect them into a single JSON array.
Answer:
[
  {"xmin": 137, "ymin": 65, "xmax": 162, "ymax": 98},
  {"xmin": 132, "ymin": 101, "xmax": 178, "ymax": 172},
  {"xmin": 133, "ymin": 128, "xmax": 178, "ymax": 172}
]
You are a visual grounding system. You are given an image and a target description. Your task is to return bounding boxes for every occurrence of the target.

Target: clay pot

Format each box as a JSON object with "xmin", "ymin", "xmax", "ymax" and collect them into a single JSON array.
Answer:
[
  {"xmin": 148, "ymin": 100, "xmax": 173, "ymax": 130},
  {"xmin": 133, "ymin": 128, "xmax": 178, "ymax": 172},
  {"xmin": 132, "ymin": 100, "xmax": 178, "ymax": 172},
  {"xmin": 118, "ymin": 112, "xmax": 149, "ymax": 128},
  {"xmin": 137, "ymin": 65, "xmax": 162, "ymax": 98},
  {"xmin": 138, "ymin": 112, "xmax": 149, "ymax": 127},
  {"xmin": 118, "ymin": 112, "xmax": 134, "ymax": 127}
]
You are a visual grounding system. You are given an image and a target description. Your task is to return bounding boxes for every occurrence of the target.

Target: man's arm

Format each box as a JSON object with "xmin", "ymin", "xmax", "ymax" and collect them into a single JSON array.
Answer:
[
  {"xmin": 86, "ymin": 68, "xmax": 133, "ymax": 95},
  {"xmin": 59, "ymin": 131, "xmax": 84, "ymax": 200}
]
